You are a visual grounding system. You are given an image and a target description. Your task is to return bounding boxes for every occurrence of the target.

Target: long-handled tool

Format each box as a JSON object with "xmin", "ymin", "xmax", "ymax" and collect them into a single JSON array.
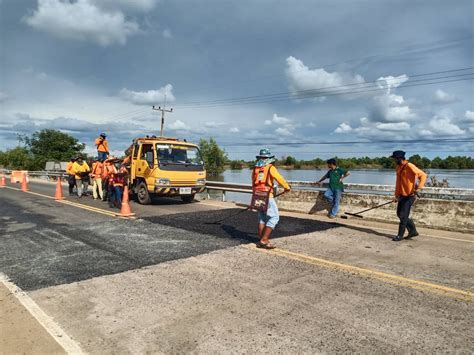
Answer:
[
  {"xmin": 204, "ymin": 191, "xmax": 287, "ymax": 225},
  {"xmin": 342, "ymin": 200, "xmax": 393, "ymax": 219}
]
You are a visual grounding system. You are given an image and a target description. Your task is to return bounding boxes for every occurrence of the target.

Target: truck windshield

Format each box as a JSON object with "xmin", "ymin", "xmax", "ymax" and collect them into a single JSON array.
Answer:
[{"xmin": 156, "ymin": 145, "xmax": 204, "ymax": 166}]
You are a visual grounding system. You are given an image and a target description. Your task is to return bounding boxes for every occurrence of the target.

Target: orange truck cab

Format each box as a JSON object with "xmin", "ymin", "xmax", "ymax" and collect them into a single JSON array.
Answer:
[{"xmin": 126, "ymin": 136, "xmax": 206, "ymax": 204}]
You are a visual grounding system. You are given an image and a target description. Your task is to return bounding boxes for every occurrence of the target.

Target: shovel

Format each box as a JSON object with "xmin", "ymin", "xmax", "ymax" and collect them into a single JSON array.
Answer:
[{"xmin": 342, "ymin": 200, "xmax": 393, "ymax": 219}]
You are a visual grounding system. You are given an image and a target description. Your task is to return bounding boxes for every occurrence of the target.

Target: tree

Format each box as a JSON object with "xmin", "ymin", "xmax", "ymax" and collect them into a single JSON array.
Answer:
[
  {"xmin": 0, "ymin": 147, "xmax": 34, "ymax": 170},
  {"xmin": 20, "ymin": 129, "xmax": 85, "ymax": 170},
  {"xmin": 199, "ymin": 138, "xmax": 228, "ymax": 176}
]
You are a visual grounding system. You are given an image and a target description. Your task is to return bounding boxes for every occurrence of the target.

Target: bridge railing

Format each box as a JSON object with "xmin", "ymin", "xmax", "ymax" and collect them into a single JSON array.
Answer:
[{"xmin": 1, "ymin": 169, "xmax": 472, "ymax": 201}]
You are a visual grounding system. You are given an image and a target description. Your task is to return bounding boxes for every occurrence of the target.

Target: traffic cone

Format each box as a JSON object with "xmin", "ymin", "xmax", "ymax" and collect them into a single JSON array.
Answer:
[
  {"xmin": 0, "ymin": 174, "xmax": 5, "ymax": 188},
  {"xmin": 21, "ymin": 173, "xmax": 28, "ymax": 192},
  {"xmin": 54, "ymin": 176, "xmax": 65, "ymax": 200},
  {"xmin": 116, "ymin": 185, "xmax": 135, "ymax": 218}
]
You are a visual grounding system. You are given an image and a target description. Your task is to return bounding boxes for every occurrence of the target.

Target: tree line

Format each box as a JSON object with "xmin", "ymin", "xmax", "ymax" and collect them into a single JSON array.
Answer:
[{"xmin": 1, "ymin": 130, "xmax": 472, "ymax": 174}]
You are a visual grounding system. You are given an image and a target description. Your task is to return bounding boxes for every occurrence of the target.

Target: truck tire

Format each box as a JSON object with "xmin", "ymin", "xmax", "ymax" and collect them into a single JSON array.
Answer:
[
  {"xmin": 181, "ymin": 194, "xmax": 195, "ymax": 203},
  {"xmin": 137, "ymin": 181, "xmax": 151, "ymax": 205}
]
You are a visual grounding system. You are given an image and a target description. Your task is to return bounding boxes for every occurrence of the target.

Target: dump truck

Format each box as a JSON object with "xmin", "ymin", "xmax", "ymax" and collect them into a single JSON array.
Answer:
[{"xmin": 125, "ymin": 136, "xmax": 206, "ymax": 204}]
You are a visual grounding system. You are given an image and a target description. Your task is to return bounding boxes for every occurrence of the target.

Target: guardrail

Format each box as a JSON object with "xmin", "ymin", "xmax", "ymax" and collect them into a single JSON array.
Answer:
[
  {"xmin": 2, "ymin": 169, "xmax": 473, "ymax": 201},
  {"xmin": 205, "ymin": 181, "xmax": 474, "ymax": 201}
]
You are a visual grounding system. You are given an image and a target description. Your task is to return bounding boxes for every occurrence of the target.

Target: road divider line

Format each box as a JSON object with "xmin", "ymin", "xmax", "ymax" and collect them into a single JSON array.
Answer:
[
  {"xmin": 0, "ymin": 272, "xmax": 84, "ymax": 355},
  {"xmin": 243, "ymin": 244, "xmax": 474, "ymax": 302},
  {"xmin": 4, "ymin": 186, "xmax": 117, "ymax": 217}
]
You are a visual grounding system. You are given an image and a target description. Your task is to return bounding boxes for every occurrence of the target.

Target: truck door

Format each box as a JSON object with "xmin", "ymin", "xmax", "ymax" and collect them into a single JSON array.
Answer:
[{"xmin": 138, "ymin": 143, "xmax": 155, "ymax": 179}]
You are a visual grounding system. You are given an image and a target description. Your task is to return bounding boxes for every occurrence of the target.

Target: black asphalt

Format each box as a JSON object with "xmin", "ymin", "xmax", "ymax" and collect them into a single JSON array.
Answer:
[{"xmin": 0, "ymin": 184, "xmax": 338, "ymax": 291}]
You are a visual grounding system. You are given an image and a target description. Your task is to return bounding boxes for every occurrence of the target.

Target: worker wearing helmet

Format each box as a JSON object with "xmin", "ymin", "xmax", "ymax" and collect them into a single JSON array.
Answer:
[
  {"xmin": 95, "ymin": 133, "xmax": 109, "ymax": 161},
  {"xmin": 251, "ymin": 148, "xmax": 291, "ymax": 249}
]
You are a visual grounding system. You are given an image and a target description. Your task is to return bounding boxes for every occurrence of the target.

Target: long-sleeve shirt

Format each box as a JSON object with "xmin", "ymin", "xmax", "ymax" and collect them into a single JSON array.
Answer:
[
  {"xmin": 72, "ymin": 162, "xmax": 90, "ymax": 180},
  {"xmin": 395, "ymin": 161, "xmax": 427, "ymax": 197},
  {"xmin": 66, "ymin": 162, "xmax": 74, "ymax": 175},
  {"xmin": 267, "ymin": 165, "xmax": 290, "ymax": 197},
  {"xmin": 95, "ymin": 138, "xmax": 109, "ymax": 153}
]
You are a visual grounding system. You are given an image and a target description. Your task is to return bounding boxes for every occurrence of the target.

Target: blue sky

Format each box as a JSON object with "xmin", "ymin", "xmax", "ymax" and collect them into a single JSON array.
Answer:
[{"xmin": 0, "ymin": 0, "xmax": 473, "ymax": 160}]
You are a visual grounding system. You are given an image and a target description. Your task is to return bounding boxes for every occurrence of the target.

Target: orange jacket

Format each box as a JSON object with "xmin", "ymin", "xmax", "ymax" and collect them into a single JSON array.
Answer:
[
  {"xmin": 252, "ymin": 165, "xmax": 290, "ymax": 197},
  {"xmin": 66, "ymin": 162, "xmax": 74, "ymax": 175},
  {"xmin": 91, "ymin": 161, "xmax": 103, "ymax": 179},
  {"xmin": 395, "ymin": 161, "xmax": 427, "ymax": 197},
  {"xmin": 95, "ymin": 138, "xmax": 109, "ymax": 153}
]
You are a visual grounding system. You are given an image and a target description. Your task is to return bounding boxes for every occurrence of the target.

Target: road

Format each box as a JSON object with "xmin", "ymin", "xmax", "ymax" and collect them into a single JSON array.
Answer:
[{"xmin": 0, "ymin": 180, "xmax": 473, "ymax": 354}]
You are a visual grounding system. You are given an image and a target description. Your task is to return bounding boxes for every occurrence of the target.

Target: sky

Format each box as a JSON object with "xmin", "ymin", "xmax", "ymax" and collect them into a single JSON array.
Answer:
[{"xmin": 0, "ymin": 0, "xmax": 473, "ymax": 160}]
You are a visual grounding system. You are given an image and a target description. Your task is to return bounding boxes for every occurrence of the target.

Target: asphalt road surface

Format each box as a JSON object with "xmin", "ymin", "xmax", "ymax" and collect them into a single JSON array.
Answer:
[{"xmin": 0, "ymin": 180, "xmax": 473, "ymax": 354}]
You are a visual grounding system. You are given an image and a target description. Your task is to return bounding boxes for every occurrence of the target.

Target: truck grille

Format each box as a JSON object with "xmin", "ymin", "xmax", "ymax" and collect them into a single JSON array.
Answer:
[{"xmin": 171, "ymin": 180, "xmax": 196, "ymax": 186}]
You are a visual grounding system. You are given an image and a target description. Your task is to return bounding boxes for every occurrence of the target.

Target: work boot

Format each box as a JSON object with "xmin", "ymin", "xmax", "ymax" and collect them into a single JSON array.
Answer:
[
  {"xmin": 392, "ymin": 235, "xmax": 404, "ymax": 242},
  {"xmin": 406, "ymin": 231, "xmax": 419, "ymax": 239}
]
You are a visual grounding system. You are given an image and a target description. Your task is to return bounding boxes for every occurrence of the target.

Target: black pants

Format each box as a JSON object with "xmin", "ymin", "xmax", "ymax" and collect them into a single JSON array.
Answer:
[
  {"xmin": 397, "ymin": 195, "xmax": 417, "ymax": 237},
  {"xmin": 68, "ymin": 175, "xmax": 76, "ymax": 194}
]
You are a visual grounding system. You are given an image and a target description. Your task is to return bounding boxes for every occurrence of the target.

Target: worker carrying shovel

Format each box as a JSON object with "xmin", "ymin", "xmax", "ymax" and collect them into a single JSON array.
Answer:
[
  {"xmin": 391, "ymin": 150, "xmax": 427, "ymax": 241},
  {"xmin": 251, "ymin": 149, "xmax": 291, "ymax": 249}
]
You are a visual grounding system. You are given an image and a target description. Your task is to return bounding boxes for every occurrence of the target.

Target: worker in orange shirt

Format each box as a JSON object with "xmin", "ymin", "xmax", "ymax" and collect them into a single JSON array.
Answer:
[
  {"xmin": 95, "ymin": 133, "xmax": 109, "ymax": 160},
  {"xmin": 91, "ymin": 159, "xmax": 104, "ymax": 200},
  {"xmin": 391, "ymin": 150, "xmax": 427, "ymax": 241},
  {"xmin": 251, "ymin": 148, "xmax": 291, "ymax": 249},
  {"xmin": 110, "ymin": 160, "xmax": 128, "ymax": 209},
  {"xmin": 66, "ymin": 157, "xmax": 76, "ymax": 196}
]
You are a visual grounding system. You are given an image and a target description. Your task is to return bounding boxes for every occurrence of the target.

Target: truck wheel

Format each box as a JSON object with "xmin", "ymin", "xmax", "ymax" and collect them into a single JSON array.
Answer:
[
  {"xmin": 181, "ymin": 194, "xmax": 195, "ymax": 203},
  {"xmin": 137, "ymin": 182, "xmax": 151, "ymax": 205}
]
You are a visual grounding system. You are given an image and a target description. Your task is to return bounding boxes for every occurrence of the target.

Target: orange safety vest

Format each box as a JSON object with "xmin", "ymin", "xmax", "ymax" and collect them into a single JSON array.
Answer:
[
  {"xmin": 91, "ymin": 161, "xmax": 103, "ymax": 178},
  {"xmin": 250, "ymin": 165, "xmax": 273, "ymax": 211},
  {"xmin": 252, "ymin": 165, "xmax": 273, "ymax": 192}
]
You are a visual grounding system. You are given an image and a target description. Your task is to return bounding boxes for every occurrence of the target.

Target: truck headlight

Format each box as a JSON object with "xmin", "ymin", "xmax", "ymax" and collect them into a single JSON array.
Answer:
[
  {"xmin": 196, "ymin": 178, "xmax": 206, "ymax": 186},
  {"xmin": 156, "ymin": 178, "xmax": 170, "ymax": 186}
]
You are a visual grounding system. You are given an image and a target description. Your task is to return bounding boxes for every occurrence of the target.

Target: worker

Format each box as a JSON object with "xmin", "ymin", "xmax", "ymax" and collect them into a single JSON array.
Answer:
[
  {"xmin": 90, "ymin": 158, "xmax": 104, "ymax": 200},
  {"xmin": 95, "ymin": 133, "xmax": 109, "ymax": 160},
  {"xmin": 103, "ymin": 157, "xmax": 116, "ymax": 205},
  {"xmin": 101, "ymin": 158, "xmax": 111, "ymax": 202},
  {"xmin": 391, "ymin": 150, "xmax": 427, "ymax": 241},
  {"xmin": 251, "ymin": 148, "xmax": 291, "ymax": 249},
  {"xmin": 72, "ymin": 156, "xmax": 91, "ymax": 197},
  {"xmin": 65, "ymin": 157, "xmax": 77, "ymax": 196},
  {"xmin": 316, "ymin": 158, "xmax": 351, "ymax": 218},
  {"xmin": 110, "ymin": 160, "xmax": 128, "ymax": 209}
]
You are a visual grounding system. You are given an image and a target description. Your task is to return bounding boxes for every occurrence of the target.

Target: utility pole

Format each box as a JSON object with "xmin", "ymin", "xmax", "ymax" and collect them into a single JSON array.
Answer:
[{"xmin": 152, "ymin": 95, "xmax": 173, "ymax": 137}]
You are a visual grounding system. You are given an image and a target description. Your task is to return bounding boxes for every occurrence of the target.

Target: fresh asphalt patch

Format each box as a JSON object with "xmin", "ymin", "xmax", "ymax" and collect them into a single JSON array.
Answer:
[{"xmin": 143, "ymin": 208, "xmax": 339, "ymax": 242}]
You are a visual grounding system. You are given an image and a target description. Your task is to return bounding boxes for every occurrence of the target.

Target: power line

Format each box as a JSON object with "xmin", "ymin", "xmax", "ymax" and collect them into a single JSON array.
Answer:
[
  {"xmin": 218, "ymin": 137, "xmax": 474, "ymax": 147},
  {"xmin": 176, "ymin": 67, "xmax": 473, "ymax": 107}
]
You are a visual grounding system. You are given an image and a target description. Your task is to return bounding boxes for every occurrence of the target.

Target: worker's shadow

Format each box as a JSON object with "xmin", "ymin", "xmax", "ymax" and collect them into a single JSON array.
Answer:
[{"xmin": 309, "ymin": 193, "xmax": 331, "ymax": 214}]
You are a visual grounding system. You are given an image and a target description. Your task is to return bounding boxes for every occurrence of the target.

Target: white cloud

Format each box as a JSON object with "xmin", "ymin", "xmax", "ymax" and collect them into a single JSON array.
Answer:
[
  {"xmin": 375, "ymin": 122, "xmax": 410, "ymax": 131},
  {"xmin": 427, "ymin": 116, "xmax": 465, "ymax": 136},
  {"xmin": 376, "ymin": 75, "xmax": 409, "ymax": 94},
  {"xmin": 168, "ymin": 120, "xmax": 189, "ymax": 131},
  {"xmin": 120, "ymin": 84, "xmax": 175, "ymax": 105},
  {"xmin": 433, "ymin": 89, "xmax": 458, "ymax": 104},
  {"xmin": 285, "ymin": 56, "xmax": 365, "ymax": 100},
  {"xmin": 229, "ymin": 127, "xmax": 240, "ymax": 133},
  {"xmin": 464, "ymin": 110, "xmax": 474, "ymax": 122},
  {"xmin": 162, "ymin": 28, "xmax": 173, "ymax": 39},
  {"xmin": 334, "ymin": 122, "xmax": 352, "ymax": 133},
  {"xmin": 24, "ymin": 0, "xmax": 141, "ymax": 46},
  {"xmin": 275, "ymin": 127, "xmax": 293, "ymax": 136},
  {"xmin": 370, "ymin": 93, "xmax": 416, "ymax": 122}
]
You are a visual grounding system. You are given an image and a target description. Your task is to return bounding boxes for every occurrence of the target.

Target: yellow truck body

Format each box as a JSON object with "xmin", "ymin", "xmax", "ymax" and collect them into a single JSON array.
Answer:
[{"xmin": 126, "ymin": 136, "xmax": 206, "ymax": 204}]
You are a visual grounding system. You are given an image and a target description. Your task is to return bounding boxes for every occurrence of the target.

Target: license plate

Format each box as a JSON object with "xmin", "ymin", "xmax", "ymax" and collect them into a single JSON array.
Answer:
[{"xmin": 179, "ymin": 187, "xmax": 192, "ymax": 195}]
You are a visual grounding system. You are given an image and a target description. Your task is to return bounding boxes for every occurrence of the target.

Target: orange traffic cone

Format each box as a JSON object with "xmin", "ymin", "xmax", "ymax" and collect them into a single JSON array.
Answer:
[
  {"xmin": 116, "ymin": 185, "xmax": 135, "ymax": 218},
  {"xmin": 54, "ymin": 176, "xmax": 65, "ymax": 200},
  {"xmin": 21, "ymin": 173, "xmax": 28, "ymax": 192},
  {"xmin": 0, "ymin": 174, "xmax": 5, "ymax": 188}
]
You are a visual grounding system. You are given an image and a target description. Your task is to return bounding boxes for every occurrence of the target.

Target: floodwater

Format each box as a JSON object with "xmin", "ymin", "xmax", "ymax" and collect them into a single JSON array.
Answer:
[
  {"xmin": 207, "ymin": 168, "xmax": 474, "ymax": 203},
  {"xmin": 211, "ymin": 168, "xmax": 474, "ymax": 189}
]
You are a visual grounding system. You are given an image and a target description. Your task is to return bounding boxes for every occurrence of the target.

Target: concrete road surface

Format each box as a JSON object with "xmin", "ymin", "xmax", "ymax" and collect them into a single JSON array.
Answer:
[{"xmin": 0, "ymin": 180, "xmax": 473, "ymax": 354}]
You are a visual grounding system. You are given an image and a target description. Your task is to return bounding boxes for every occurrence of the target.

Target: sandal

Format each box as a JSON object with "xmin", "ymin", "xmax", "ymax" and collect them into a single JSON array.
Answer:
[{"xmin": 256, "ymin": 242, "xmax": 276, "ymax": 249}]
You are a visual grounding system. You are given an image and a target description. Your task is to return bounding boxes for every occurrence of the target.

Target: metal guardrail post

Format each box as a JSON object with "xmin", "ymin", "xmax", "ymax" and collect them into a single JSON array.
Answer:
[
  {"xmin": 206, "ymin": 188, "xmax": 211, "ymax": 200},
  {"xmin": 222, "ymin": 190, "xmax": 226, "ymax": 202}
]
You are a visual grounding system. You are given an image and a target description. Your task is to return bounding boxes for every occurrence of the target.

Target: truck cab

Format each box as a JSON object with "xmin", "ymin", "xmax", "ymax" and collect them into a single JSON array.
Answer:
[{"xmin": 127, "ymin": 137, "xmax": 206, "ymax": 204}]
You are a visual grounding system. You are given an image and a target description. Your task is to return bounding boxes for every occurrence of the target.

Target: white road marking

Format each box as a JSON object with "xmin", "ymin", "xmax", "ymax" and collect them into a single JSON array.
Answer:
[{"xmin": 0, "ymin": 273, "xmax": 84, "ymax": 355}]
